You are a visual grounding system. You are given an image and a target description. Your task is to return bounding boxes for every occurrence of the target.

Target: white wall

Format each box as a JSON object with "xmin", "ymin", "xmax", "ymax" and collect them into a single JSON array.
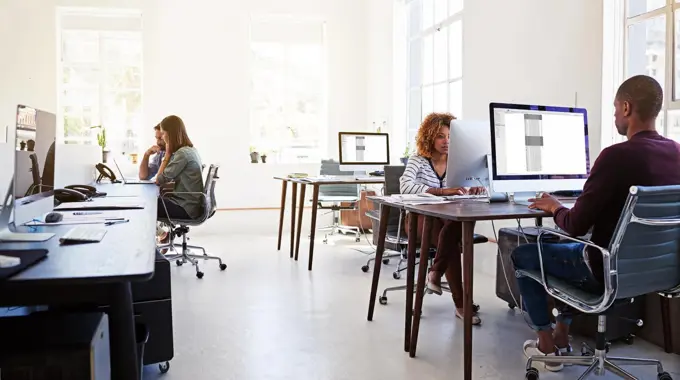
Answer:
[
  {"xmin": 0, "ymin": 0, "xmax": 370, "ymax": 208},
  {"xmin": 464, "ymin": 0, "xmax": 604, "ymax": 159}
]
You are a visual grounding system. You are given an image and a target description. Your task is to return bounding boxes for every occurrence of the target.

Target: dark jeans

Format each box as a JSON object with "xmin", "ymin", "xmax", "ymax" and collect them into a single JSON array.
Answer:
[
  {"xmin": 511, "ymin": 242, "xmax": 601, "ymax": 331},
  {"xmin": 157, "ymin": 197, "xmax": 191, "ymax": 220}
]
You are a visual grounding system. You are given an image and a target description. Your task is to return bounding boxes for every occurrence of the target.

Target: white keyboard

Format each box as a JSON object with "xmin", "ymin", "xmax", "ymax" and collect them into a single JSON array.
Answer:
[
  {"xmin": 445, "ymin": 194, "xmax": 490, "ymax": 200},
  {"xmin": 60, "ymin": 226, "xmax": 107, "ymax": 244}
]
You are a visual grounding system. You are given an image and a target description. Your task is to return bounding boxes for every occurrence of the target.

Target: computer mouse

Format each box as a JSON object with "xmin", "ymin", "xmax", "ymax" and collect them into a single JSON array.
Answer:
[{"xmin": 45, "ymin": 212, "xmax": 64, "ymax": 223}]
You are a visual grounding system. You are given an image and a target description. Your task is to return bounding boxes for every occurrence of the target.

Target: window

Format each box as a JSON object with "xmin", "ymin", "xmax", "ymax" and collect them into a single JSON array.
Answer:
[
  {"xmin": 405, "ymin": 0, "xmax": 463, "ymax": 149},
  {"xmin": 249, "ymin": 16, "xmax": 327, "ymax": 163},
  {"xmin": 58, "ymin": 8, "xmax": 143, "ymax": 153},
  {"xmin": 623, "ymin": 0, "xmax": 680, "ymax": 141}
]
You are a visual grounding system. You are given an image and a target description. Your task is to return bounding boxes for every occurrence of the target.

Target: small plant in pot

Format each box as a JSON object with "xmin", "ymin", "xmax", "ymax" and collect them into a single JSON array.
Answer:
[
  {"xmin": 260, "ymin": 152, "xmax": 268, "ymax": 163},
  {"xmin": 249, "ymin": 146, "xmax": 260, "ymax": 163},
  {"xmin": 400, "ymin": 144, "xmax": 413, "ymax": 165},
  {"xmin": 91, "ymin": 125, "xmax": 110, "ymax": 163}
]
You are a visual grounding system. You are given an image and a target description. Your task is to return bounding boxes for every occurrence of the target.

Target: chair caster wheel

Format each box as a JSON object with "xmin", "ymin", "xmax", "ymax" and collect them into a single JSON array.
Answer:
[
  {"xmin": 508, "ymin": 303, "xmax": 515, "ymax": 310},
  {"xmin": 379, "ymin": 296, "xmax": 387, "ymax": 305},
  {"xmin": 219, "ymin": 263, "xmax": 227, "ymax": 270},
  {"xmin": 355, "ymin": 237, "xmax": 361, "ymax": 242},
  {"xmin": 623, "ymin": 335, "xmax": 635, "ymax": 345},
  {"xmin": 361, "ymin": 265, "xmax": 370, "ymax": 273},
  {"xmin": 525, "ymin": 367, "xmax": 539, "ymax": 380},
  {"xmin": 196, "ymin": 271, "xmax": 204, "ymax": 279},
  {"xmin": 658, "ymin": 372, "xmax": 673, "ymax": 380},
  {"xmin": 382, "ymin": 258, "xmax": 390, "ymax": 264},
  {"xmin": 393, "ymin": 272, "xmax": 401, "ymax": 280},
  {"xmin": 159, "ymin": 361, "xmax": 170, "ymax": 373},
  {"xmin": 176, "ymin": 260, "xmax": 183, "ymax": 266}
]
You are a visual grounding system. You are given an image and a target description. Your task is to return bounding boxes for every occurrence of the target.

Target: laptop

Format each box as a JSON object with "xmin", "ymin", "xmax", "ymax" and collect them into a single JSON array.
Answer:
[{"xmin": 113, "ymin": 158, "xmax": 156, "ymax": 184}]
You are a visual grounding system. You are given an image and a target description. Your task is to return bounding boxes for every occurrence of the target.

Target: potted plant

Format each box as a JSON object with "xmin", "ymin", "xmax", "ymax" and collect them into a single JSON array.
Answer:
[
  {"xmin": 91, "ymin": 125, "xmax": 109, "ymax": 163},
  {"xmin": 401, "ymin": 144, "xmax": 412, "ymax": 165},
  {"xmin": 261, "ymin": 152, "xmax": 268, "ymax": 163},
  {"xmin": 249, "ymin": 146, "xmax": 260, "ymax": 163}
]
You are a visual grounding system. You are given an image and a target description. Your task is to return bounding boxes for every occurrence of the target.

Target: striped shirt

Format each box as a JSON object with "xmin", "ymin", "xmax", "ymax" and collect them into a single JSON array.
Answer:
[{"xmin": 399, "ymin": 155, "xmax": 447, "ymax": 194}]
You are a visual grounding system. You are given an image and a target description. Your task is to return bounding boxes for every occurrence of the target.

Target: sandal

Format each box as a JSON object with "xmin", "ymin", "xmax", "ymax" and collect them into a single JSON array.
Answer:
[
  {"xmin": 455, "ymin": 308, "xmax": 482, "ymax": 325},
  {"xmin": 426, "ymin": 271, "xmax": 443, "ymax": 295}
]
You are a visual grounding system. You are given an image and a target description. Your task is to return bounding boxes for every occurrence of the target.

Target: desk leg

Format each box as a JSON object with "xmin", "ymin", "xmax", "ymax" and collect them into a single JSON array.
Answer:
[
  {"xmin": 404, "ymin": 212, "xmax": 418, "ymax": 352},
  {"xmin": 290, "ymin": 182, "xmax": 298, "ymax": 258},
  {"xmin": 294, "ymin": 184, "xmax": 306, "ymax": 261},
  {"xmin": 462, "ymin": 221, "xmax": 475, "ymax": 380},
  {"xmin": 660, "ymin": 295, "xmax": 674, "ymax": 353},
  {"xmin": 367, "ymin": 205, "xmax": 390, "ymax": 321},
  {"xmin": 277, "ymin": 180, "xmax": 288, "ymax": 251},
  {"xmin": 308, "ymin": 185, "xmax": 320, "ymax": 271},
  {"xmin": 109, "ymin": 282, "xmax": 139, "ymax": 380},
  {"xmin": 409, "ymin": 215, "xmax": 432, "ymax": 358}
]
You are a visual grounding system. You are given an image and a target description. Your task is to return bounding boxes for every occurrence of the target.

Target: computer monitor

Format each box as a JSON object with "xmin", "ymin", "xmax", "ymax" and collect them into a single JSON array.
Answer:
[
  {"xmin": 12, "ymin": 105, "xmax": 56, "ymax": 227},
  {"xmin": 338, "ymin": 132, "xmax": 390, "ymax": 172},
  {"xmin": 446, "ymin": 120, "xmax": 491, "ymax": 189},
  {"xmin": 489, "ymin": 102, "xmax": 590, "ymax": 196}
]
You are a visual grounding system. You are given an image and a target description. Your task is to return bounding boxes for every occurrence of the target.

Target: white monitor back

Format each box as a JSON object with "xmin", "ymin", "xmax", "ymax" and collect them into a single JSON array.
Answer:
[
  {"xmin": 446, "ymin": 120, "xmax": 491, "ymax": 188},
  {"xmin": 55, "ymin": 144, "xmax": 101, "ymax": 188}
]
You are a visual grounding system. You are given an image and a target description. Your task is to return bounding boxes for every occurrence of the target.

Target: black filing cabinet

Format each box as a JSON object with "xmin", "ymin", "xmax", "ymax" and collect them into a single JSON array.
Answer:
[{"xmin": 101, "ymin": 253, "xmax": 174, "ymax": 370}]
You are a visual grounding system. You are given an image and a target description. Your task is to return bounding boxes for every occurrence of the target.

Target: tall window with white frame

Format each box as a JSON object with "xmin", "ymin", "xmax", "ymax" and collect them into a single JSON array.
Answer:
[
  {"xmin": 624, "ymin": 0, "xmax": 680, "ymax": 141},
  {"xmin": 249, "ymin": 16, "xmax": 327, "ymax": 164},
  {"xmin": 58, "ymin": 8, "xmax": 143, "ymax": 154},
  {"xmin": 405, "ymin": 0, "xmax": 463, "ymax": 151}
]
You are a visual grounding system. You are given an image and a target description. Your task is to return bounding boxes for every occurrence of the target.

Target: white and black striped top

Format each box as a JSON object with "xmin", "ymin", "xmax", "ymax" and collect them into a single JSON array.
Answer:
[{"xmin": 399, "ymin": 155, "xmax": 447, "ymax": 194}]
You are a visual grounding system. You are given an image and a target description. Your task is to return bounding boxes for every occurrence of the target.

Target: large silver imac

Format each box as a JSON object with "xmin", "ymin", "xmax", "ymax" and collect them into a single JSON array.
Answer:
[
  {"xmin": 489, "ymin": 102, "xmax": 590, "ymax": 199},
  {"xmin": 338, "ymin": 132, "xmax": 390, "ymax": 172},
  {"xmin": 12, "ymin": 105, "xmax": 57, "ymax": 227},
  {"xmin": 446, "ymin": 120, "xmax": 491, "ymax": 189}
]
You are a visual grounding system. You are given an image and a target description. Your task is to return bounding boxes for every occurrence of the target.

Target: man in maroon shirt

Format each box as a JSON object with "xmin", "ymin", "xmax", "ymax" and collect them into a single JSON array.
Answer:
[{"xmin": 511, "ymin": 75, "xmax": 680, "ymax": 372}]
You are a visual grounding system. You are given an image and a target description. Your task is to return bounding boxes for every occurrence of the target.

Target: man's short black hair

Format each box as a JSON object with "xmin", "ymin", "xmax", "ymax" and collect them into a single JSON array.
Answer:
[
  {"xmin": 154, "ymin": 124, "xmax": 161, "ymax": 131},
  {"xmin": 615, "ymin": 75, "xmax": 663, "ymax": 122}
]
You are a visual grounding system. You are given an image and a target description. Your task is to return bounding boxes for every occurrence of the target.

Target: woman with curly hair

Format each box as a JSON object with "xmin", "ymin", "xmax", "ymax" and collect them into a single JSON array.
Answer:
[{"xmin": 399, "ymin": 112, "xmax": 485, "ymax": 325}]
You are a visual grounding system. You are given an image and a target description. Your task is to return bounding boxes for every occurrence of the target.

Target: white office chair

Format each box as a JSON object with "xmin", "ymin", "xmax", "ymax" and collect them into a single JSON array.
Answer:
[
  {"xmin": 314, "ymin": 159, "xmax": 362, "ymax": 244},
  {"xmin": 157, "ymin": 164, "xmax": 226, "ymax": 279}
]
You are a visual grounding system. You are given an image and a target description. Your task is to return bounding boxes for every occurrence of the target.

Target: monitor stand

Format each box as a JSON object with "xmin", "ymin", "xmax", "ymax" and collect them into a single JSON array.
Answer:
[
  {"xmin": 353, "ymin": 170, "xmax": 369, "ymax": 180},
  {"xmin": 509, "ymin": 192, "xmax": 539, "ymax": 206},
  {"xmin": 0, "ymin": 181, "xmax": 54, "ymax": 242}
]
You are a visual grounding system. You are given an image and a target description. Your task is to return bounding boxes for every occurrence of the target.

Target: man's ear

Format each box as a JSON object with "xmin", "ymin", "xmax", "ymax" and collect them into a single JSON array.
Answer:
[{"xmin": 623, "ymin": 101, "xmax": 632, "ymax": 117}]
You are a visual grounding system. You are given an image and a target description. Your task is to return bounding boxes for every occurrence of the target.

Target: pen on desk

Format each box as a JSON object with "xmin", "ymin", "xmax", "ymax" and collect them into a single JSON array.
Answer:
[{"xmin": 105, "ymin": 219, "xmax": 129, "ymax": 226}]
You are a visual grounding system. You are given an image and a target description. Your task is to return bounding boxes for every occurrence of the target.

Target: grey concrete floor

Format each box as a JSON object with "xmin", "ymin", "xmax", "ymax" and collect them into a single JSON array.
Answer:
[{"xmin": 142, "ymin": 212, "xmax": 680, "ymax": 380}]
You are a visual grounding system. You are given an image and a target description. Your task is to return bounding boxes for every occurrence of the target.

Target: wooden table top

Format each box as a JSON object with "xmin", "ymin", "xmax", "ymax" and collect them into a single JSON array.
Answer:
[
  {"xmin": 274, "ymin": 176, "xmax": 385, "ymax": 185},
  {"xmin": 369, "ymin": 196, "xmax": 561, "ymax": 221}
]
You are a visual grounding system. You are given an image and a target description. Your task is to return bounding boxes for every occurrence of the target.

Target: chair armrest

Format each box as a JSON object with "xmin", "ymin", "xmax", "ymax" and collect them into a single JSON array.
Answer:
[{"xmin": 533, "ymin": 227, "xmax": 615, "ymax": 314}]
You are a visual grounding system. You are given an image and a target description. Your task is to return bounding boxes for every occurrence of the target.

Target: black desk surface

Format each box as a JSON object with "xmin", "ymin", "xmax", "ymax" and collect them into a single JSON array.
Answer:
[{"xmin": 0, "ymin": 183, "xmax": 158, "ymax": 284}]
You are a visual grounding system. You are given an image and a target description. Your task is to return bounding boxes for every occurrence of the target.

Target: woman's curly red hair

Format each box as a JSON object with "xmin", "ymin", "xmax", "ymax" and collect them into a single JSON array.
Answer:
[{"xmin": 415, "ymin": 112, "xmax": 455, "ymax": 158}]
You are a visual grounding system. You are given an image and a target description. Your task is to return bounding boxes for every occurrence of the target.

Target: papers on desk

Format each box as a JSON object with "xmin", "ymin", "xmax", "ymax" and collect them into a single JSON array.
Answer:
[
  {"xmin": 389, "ymin": 193, "xmax": 490, "ymax": 205},
  {"xmin": 54, "ymin": 197, "xmax": 145, "ymax": 211}
]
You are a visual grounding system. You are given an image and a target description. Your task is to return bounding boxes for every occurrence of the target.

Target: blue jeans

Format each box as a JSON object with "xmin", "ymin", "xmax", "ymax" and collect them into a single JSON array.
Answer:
[{"xmin": 511, "ymin": 242, "xmax": 602, "ymax": 331}]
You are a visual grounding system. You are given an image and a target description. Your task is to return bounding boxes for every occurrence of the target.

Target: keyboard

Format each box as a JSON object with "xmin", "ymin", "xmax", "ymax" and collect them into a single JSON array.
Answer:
[
  {"xmin": 59, "ymin": 226, "xmax": 108, "ymax": 244},
  {"xmin": 444, "ymin": 194, "xmax": 490, "ymax": 201}
]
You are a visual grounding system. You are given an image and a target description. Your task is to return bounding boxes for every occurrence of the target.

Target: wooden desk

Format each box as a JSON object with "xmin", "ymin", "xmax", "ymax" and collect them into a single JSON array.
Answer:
[
  {"xmin": 367, "ymin": 198, "xmax": 550, "ymax": 380},
  {"xmin": 0, "ymin": 183, "xmax": 158, "ymax": 380},
  {"xmin": 274, "ymin": 176, "xmax": 384, "ymax": 270}
]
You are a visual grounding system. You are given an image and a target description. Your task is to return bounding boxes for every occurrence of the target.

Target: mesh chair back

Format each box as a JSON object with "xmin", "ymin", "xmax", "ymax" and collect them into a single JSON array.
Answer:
[
  {"xmin": 384, "ymin": 166, "xmax": 406, "ymax": 227},
  {"xmin": 29, "ymin": 153, "xmax": 40, "ymax": 188},
  {"xmin": 203, "ymin": 164, "xmax": 219, "ymax": 220},
  {"xmin": 318, "ymin": 159, "xmax": 359, "ymax": 198},
  {"xmin": 610, "ymin": 185, "xmax": 680, "ymax": 299}
]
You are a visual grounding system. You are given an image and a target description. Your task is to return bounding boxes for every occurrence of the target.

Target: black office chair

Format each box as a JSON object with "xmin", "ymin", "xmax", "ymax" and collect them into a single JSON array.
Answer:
[
  {"xmin": 368, "ymin": 165, "xmax": 489, "ymax": 304},
  {"xmin": 157, "ymin": 164, "xmax": 226, "ymax": 279},
  {"xmin": 25, "ymin": 153, "xmax": 41, "ymax": 196},
  {"xmin": 521, "ymin": 185, "xmax": 679, "ymax": 380}
]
